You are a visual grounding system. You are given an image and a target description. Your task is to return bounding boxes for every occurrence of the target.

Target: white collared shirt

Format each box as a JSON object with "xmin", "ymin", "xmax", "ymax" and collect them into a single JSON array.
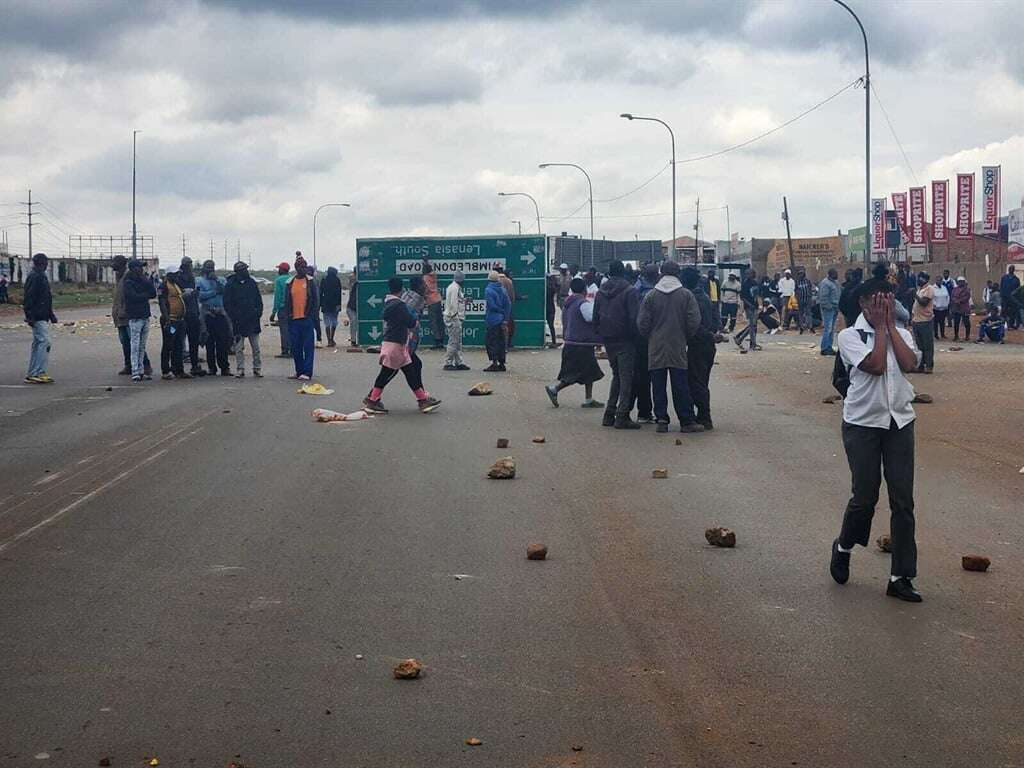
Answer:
[
  {"xmin": 444, "ymin": 280, "xmax": 465, "ymax": 320},
  {"xmin": 838, "ymin": 314, "xmax": 921, "ymax": 429}
]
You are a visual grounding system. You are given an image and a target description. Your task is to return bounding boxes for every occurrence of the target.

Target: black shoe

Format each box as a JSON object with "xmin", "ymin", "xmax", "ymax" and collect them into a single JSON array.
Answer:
[
  {"xmin": 193, "ymin": 368, "xmax": 207, "ymax": 377},
  {"xmin": 601, "ymin": 413, "xmax": 616, "ymax": 427},
  {"xmin": 679, "ymin": 422, "xmax": 706, "ymax": 433},
  {"xmin": 496, "ymin": 363, "xmax": 507, "ymax": 371},
  {"xmin": 482, "ymin": 363, "xmax": 500, "ymax": 372},
  {"xmin": 655, "ymin": 422, "xmax": 668, "ymax": 434},
  {"xmin": 698, "ymin": 419, "xmax": 714, "ymax": 431},
  {"xmin": 829, "ymin": 539, "xmax": 850, "ymax": 585},
  {"xmin": 614, "ymin": 416, "xmax": 641, "ymax": 430},
  {"xmin": 637, "ymin": 415, "xmax": 654, "ymax": 424},
  {"xmin": 220, "ymin": 369, "xmax": 232, "ymax": 377},
  {"xmin": 886, "ymin": 577, "xmax": 922, "ymax": 602},
  {"xmin": 456, "ymin": 364, "xmax": 471, "ymax": 371},
  {"xmin": 443, "ymin": 365, "xmax": 458, "ymax": 371}
]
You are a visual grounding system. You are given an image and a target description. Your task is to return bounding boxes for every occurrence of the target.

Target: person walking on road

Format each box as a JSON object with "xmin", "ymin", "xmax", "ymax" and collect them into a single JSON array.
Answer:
[
  {"xmin": 442, "ymin": 271, "xmax": 470, "ymax": 371},
  {"xmin": 594, "ymin": 260, "xmax": 640, "ymax": 430},
  {"xmin": 720, "ymin": 273, "xmax": 740, "ymax": 332},
  {"xmin": 681, "ymin": 266, "xmax": 720, "ymax": 431},
  {"xmin": 319, "ymin": 266, "xmax": 342, "ymax": 348},
  {"xmin": 157, "ymin": 265, "xmax": 190, "ymax": 380},
  {"xmin": 270, "ymin": 262, "xmax": 291, "ymax": 357},
  {"xmin": 950, "ymin": 276, "xmax": 972, "ymax": 341},
  {"xmin": 910, "ymin": 272, "xmax": 935, "ymax": 374},
  {"xmin": 483, "ymin": 270, "xmax": 511, "ymax": 372},
  {"xmin": 346, "ymin": 272, "xmax": 359, "ymax": 347},
  {"xmin": 637, "ymin": 260, "xmax": 704, "ymax": 435},
  {"xmin": 362, "ymin": 277, "xmax": 441, "ymax": 415},
  {"xmin": 283, "ymin": 255, "xmax": 318, "ymax": 380},
  {"xmin": 123, "ymin": 258, "xmax": 156, "ymax": 382},
  {"xmin": 829, "ymin": 277, "xmax": 923, "ymax": 603},
  {"xmin": 176, "ymin": 256, "xmax": 205, "ymax": 377},
  {"xmin": 545, "ymin": 277, "xmax": 604, "ymax": 409},
  {"xmin": 111, "ymin": 254, "xmax": 152, "ymax": 377},
  {"xmin": 22, "ymin": 253, "xmax": 58, "ymax": 384},
  {"xmin": 733, "ymin": 268, "xmax": 762, "ymax": 353},
  {"xmin": 818, "ymin": 268, "xmax": 841, "ymax": 355},
  {"xmin": 629, "ymin": 263, "xmax": 659, "ymax": 423},
  {"xmin": 224, "ymin": 261, "xmax": 264, "ymax": 378},
  {"xmin": 421, "ymin": 260, "xmax": 446, "ymax": 349},
  {"xmin": 306, "ymin": 264, "xmax": 323, "ymax": 348},
  {"xmin": 197, "ymin": 260, "xmax": 231, "ymax": 376}
]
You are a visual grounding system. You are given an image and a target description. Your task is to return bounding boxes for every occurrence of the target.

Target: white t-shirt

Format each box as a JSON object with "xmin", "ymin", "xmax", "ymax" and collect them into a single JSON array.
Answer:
[
  {"xmin": 932, "ymin": 284, "xmax": 950, "ymax": 310},
  {"xmin": 778, "ymin": 277, "xmax": 796, "ymax": 297},
  {"xmin": 838, "ymin": 314, "xmax": 921, "ymax": 429}
]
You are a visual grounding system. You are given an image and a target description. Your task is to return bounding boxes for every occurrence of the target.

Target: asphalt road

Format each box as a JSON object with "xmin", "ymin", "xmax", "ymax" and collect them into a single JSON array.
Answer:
[{"xmin": 1, "ymin": 308, "xmax": 1022, "ymax": 767}]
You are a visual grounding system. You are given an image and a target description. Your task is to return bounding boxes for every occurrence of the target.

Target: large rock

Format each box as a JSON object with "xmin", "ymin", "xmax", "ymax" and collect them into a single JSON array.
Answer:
[
  {"xmin": 705, "ymin": 527, "xmax": 736, "ymax": 548},
  {"xmin": 488, "ymin": 457, "xmax": 516, "ymax": 479},
  {"xmin": 876, "ymin": 534, "xmax": 892, "ymax": 553},
  {"xmin": 961, "ymin": 555, "xmax": 991, "ymax": 572},
  {"xmin": 531, "ymin": 435, "xmax": 546, "ymax": 444},
  {"xmin": 822, "ymin": 394, "xmax": 843, "ymax": 404},
  {"xmin": 496, "ymin": 437, "xmax": 509, "ymax": 448},
  {"xmin": 468, "ymin": 382, "xmax": 493, "ymax": 396},
  {"xmin": 652, "ymin": 468, "xmax": 668, "ymax": 479},
  {"xmin": 526, "ymin": 543, "xmax": 548, "ymax": 560},
  {"xmin": 912, "ymin": 393, "xmax": 933, "ymax": 404},
  {"xmin": 393, "ymin": 658, "xmax": 423, "ymax": 679}
]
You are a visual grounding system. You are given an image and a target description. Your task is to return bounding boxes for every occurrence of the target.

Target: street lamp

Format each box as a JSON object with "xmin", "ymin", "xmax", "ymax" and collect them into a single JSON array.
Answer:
[
  {"xmin": 497, "ymin": 192, "xmax": 542, "ymax": 234},
  {"xmin": 620, "ymin": 113, "xmax": 676, "ymax": 256},
  {"xmin": 132, "ymin": 130, "xmax": 141, "ymax": 262},
  {"xmin": 832, "ymin": 0, "xmax": 870, "ymax": 261},
  {"xmin": 539, "ymin": 163, "xmax": 594, "ymax": 266},
  {"xmin": 312, "ymin": 203, "xmax": 351, "ymax": 268},
  {"xmin": 510, "ymin": 220, "xmax": 522, "ymax": 235}
]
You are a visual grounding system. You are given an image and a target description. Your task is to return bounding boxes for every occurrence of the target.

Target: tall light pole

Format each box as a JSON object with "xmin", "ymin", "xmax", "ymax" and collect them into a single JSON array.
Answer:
[
  {"xmin": 620, "ymin": 113, "xmax": 676, "ymax": 257},
  {"xmin": 832, "ymin": 0, "xmax": 870, "ymax": 261},
  {"xmin": 497, "ymin": 191, "xmax": 542, "ymax": 235},
  {"xmin": 539, "ymin": 163, "xmax": 594, "ymax": 266},
  {"xmin": 312, "ymin": 203, "xmax": 351, "ymax": 268},
  {"xmin": 131, "ymin": 130, "xmax": 141, "ymax": 262},
  {"xmin": 510, "ymin": 220, "xmax": 522, "ymax": 235}
]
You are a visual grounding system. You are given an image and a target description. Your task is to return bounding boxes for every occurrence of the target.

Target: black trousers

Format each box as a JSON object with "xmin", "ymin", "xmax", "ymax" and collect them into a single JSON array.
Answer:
[
  {"xmin": 629, "ymin": 338, "xmax": 652, "ymax": 419},
  {"xmin": 721, "ymin": 303, "xmax": 738, "ymax": 331},
  {"xmin": 603, "ymin": 340, "xmax": 635, "ymax": 419},
  {"xmin": 546, "ymin": 311, "xmax": 557, "ymax": 345},
  {"xmin": 183, "ymin": 314, "xmax": 202, "ymax": 370},
  {"xmin": 160, "ymin": 320, "xmax": 186, "ymax": 375},
  {"xmin": 687, "ymin": 339, "xmax": 716, "ymax": 424},
  {"xmin": 373, "ymin": 351, "xmax": 423, "ymax": 393},
  {"xmin": 428, "ymin": 302, "xmax": 446, "ymax": 346},
  {"xmin": 205, "ymin": 313, "xmax": 231, "ymax": 373},
  {"xmin": 485, "ymin": 323, "xmax": 506, "ymax": 364},
  {"xmin": 839, "ymin": 420, "xmax": 917, "ymax": 578}
]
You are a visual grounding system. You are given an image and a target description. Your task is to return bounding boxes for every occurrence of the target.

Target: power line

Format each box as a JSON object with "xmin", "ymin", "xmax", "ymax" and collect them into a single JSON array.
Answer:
[
  {"xmin": 543, "ymin": 205, "xmax": 728, "ymax": 221},
  {"xmin": 596, "ymin": 162, "xmax": 672, "ymax": 203},
  {"xmin": 869, "ymin": 80, "xmax": 919, "ymax": 185}
]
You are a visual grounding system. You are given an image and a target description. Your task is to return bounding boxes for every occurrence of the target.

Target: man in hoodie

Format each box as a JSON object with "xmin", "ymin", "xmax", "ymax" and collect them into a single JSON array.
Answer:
[
  {"xmin": 422, "ymin": 260, "xmax": 445, "ymax": 349},
  {"xmin": 637, "ymin": 260, "xmax": 704, "ymax": 434},
  {"xmin": 319, "ymin": 265, "xmax": 342, "ymax": 347},
  {"xmin": 818, "ymin": 267, "xmax": 841, "ymax": 355},
  {"xmin": 123, "ymin": 258, "xmax": 157, "ymax": 382},
  {"xmin": 483, "ymin": 270, "xmax": 511, "ymax": 372},
  {"xmin": 443, "ymin": 271, "xmax": 470, "ymax": 371},
  {"xmin": 732, "ymin": 268, "xmax": 762, "ymax": 353},
  {"xmin": 111, "ymin": 254, "xmax": 152, "ymax": 376},
  {"xmin": 157, "ymin": 264, "xmax": 190, "ymax": 380},
  {"xmin": 22, "ymin": 253, "xmax": 58, "ymax": 384},
  {"xmin": 270, "ymin": 261, "xmax": 291, "ymax": 357},
  {"xmin": 345, "ymin": 271, "xmax": 359, "ymax": 347},
  {"xmin": 176, "ymin": 256, "xmax": 204, "ymax": 376},
  {"xmin": 283, "ymin": 254, "xmax": 319, "ymax": 380},
  {"xmin": 681, "ymin": 266, "xmax": 720, "ymax": 431},
  {"xmin": 594, "ymin": 260, "xmax": 641, "ymax": 430},
  {"xmin": 197, "ymin": 260, "xmax": 231, "ymax": 376},
  {"xmin": 794, "ymin": 268, "xmax": 814, "ymax": 334},
  {"xmin": 629, "ymin": 263, "xmax": 659, "ymax": 423},
  {"xmin": 224, "ymin": 261, "xmax": 264, "ymax": 378}
]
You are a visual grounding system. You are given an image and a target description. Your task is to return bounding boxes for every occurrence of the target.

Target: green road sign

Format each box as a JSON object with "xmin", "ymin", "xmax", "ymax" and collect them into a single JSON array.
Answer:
[{"xmin": 355, "ymin": 235, "xmax": 548, "ymax": 348}]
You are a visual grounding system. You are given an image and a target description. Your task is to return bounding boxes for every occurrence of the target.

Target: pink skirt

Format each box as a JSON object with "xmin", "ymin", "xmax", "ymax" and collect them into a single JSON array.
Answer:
[{"xmin": 379, "ymin": 340, "xmax": 412, "ymax": 370}]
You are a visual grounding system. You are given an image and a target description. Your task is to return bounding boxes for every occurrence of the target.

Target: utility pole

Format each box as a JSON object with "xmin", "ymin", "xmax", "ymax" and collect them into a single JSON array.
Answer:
[
  {"xmin": 223, "ymin": 240, "xmax": 228, "ymax": 270},
  {"xmin": 511, "ymin": 220, "xmax": 522, "ymax": 234},
  {"xmin": 693, "ymin": 197, "xmax": 700, "ymax": 264},
  {"xmin": 726, "ymin": 204, "xmax": 732, "ymax": 259},
  {"xmin": 132, "ymin": 130, "xmax": 140, "ymax": 261},
  {"xmin": 181, "ymin": 233, "xmax": 187, "ymax": 260},
  {"xmin": 209, "ymin": 240, "xmax": 215, "ymax": 262},
  {"xmin": 21, "ymin": 189, "xmax": 37, "ymax": 256},
  {"xmin": 782, "ymin": 196, "xmax": 796, "ymax": 271},
  {"xmin": 236, "ymin": 239, "xmax": 240, "ymax": 262}
]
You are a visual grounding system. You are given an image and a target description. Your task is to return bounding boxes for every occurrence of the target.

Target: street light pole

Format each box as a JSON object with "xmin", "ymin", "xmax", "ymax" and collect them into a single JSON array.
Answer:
[
  {"xmin": 497, "ymin": 192, "xmax": 542, "ymax": 235},
  {"xmin": 832, "ymin": 0, "xmax": 870, "ymax": 261},
  {"xmin": 312, "ymin": 203, "xmax": 352, "ymax": 268},
  {"xmin": 511, "ymin": 220, "xmax": 522, "ymax": 235},
  {"xmin": 131, "ymin": 130, "xmax": 140, "ymax": 262},
  {"xmin": 620, "ymin": 113, "xmax": 676, "ymax": 258},
  {"xmin": 539, "ymin": 163, "xmax": 594, "ymax": 267}
]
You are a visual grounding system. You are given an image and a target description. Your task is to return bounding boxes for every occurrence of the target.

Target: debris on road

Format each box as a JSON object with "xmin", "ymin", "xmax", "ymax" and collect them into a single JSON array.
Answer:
[
  {"xmin": 822, "ymin": 394, "xmax": 843, "ymax": 404},
  {"xmin": 98, "ymin": 758, "xmax": 111, "ymax": 767},
  {"xmin": 961, "ymin": 555, "xmax": 991, "ymax": 572},
  {"xmin": 488, "ymin": 457, "xmax": 516, "ymax": 479},
  {"xmin": 912, "ymin": 393, "xmax": 933, "ymax": 404},
  {"xmin": 222, "ymin": 409, "xmax": 231, "ymax": 414},
  {"xmin": 496, "ymin": 437, "xmax": 510, "ymax": 448},
  {"xmin": 346, "ymin": 347, "xmax": 363, "ymax": 353},
  {"xmin": 876, "ymin": 534, "xmax": 892, "ymax": 553},
  {"xmin": 675, "ymin": 438, "xmax": 682, "ymax": 445},
  {"xmin": 468, "ymin": 382, "xmax": 493, "ymax": 396},
  {"xmin": 355, "ymin": 654, "xmax": 364, "ymax": 660},
  {"xmin": 297, "ymin": 383, "xmax": 334, "ymax": 395},
  {"xmin": 532, "ymin": 435, "xmax": 546, "ymax": 443},
  {"xmin": 652, "ymin": 468, "xmax": 668, "ymax": 479},
  {"xmin": 393, "ymin": 658, "xmax": 423, "ymax": 679},
  {"xmin": 465, "ymin": 738, "xmax": 483, "ymax": 747},
  {"xmin": 526, "ymin": 543, "xmax": 548, "ymax": 560},
  {"xmin": 572, "ymin": 745, "xmax": 584, "ymax": 752},
  {"xmin": 62, "ymin": 321, "xmax": 76, "ymax": 327},
  {"xmin": 705, "ymin": 527, "xmax": 736, "ymax": 547},
  {"xmin": 149, "ymin": 759, "xmax": 159, "ymax": 767},
  {"xmin": 312, "ymin": 408, "xmax": 370, "ymax": 422},
  {"xmin": 948, "ymin": 346, "xmax": 963, "ymax": 351}
]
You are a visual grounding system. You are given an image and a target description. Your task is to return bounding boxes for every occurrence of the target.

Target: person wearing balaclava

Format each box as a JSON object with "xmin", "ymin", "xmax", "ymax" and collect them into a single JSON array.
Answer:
[
  {"xmin": 176, "ymin": 256, "xmax": 205, "ymax": 376},
  {"xmin": 111, "ymin": 254, "xmax": 152, "ymax": 376},
  {"xmin": 224, "ymin": 261, "xmax": 264, "ymax": 378},
  {"xmin": 197, "ymin": 260, "xmax": 232, "ymax": 376},
  {"xmin": 319, "ymin": 265, "xmax": 343, "ymax": 348},
  {"xmin": 282, "ymin": 254, "xmax": 319, "ymax": 380},
  {"xmin": 123, "ymin": 258, "xmax": 157, "ymax": 381}
]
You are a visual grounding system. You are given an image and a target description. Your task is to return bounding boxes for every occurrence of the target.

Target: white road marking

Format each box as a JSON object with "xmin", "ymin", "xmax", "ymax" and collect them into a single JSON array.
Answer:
[{"xmin": 33, "ymin": 472, "xmax": 63, "ymax": 486}]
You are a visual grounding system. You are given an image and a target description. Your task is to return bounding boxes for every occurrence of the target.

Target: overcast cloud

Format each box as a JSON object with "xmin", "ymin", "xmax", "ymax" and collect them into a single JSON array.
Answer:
[{"xmin": 1, "ymin": 0, "xmax": 1021, "ymax": 268}]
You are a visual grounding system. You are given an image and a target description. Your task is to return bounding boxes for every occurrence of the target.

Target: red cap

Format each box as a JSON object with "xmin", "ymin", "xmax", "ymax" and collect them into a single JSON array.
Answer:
[{"xmin": 277, "ymin": 262, "xmax": 290, "ymax": 271}]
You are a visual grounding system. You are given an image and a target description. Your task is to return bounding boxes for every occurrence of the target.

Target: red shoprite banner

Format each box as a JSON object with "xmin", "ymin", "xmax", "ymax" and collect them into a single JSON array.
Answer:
[
  {"xmin": 931, "ymin": 180, "xmax": 948, "ymax": 242},
  {"xmin": 909, "ymin": 187, "xmax": 926, "ymax": 246},
  {"xmin": 982, "ymin": 165, "xmax": 1001, "ymax": 234},
  {"xmin": 892, "ymin": 192, "xmax": 909, "ymax": 236},
  {"xmin": 956, "ymin": 173, "xmax": 974, "ymax": 239},
  {"xmin": 871, "ymin": 198, "xmax": 886, "ymax": 253}
]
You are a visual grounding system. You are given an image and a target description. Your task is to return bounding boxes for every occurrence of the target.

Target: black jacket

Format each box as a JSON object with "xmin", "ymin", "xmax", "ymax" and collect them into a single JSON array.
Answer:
[
  {"xmin": 320, "ymin": 271, "xmax": 342, "ymax": 313},
  {"xmin": 691, "ymin": 287, "xmax": 721, "ymax": 344},
  {"xmin": 123, "ymin": 272, "xmax": 156, "ymax": 319},
  {"xmin": 593, "ymin": 276, "xmax": 639, "ymax": 342},
  {"xmin": 382, "ymin": 294, "xmax": 416, "ymax": 343},
  {"xmin": 346, "ymin": 280, "xmax": 358, "ymax": 311},
  {"xmin": 22, "ymin": 268, "xmax": 56, "ymax": 323},
  {"xmin": 176, "ymin": 269, "xmax": 200, "ymax": 317},
  {"xmin": 223, "ymin": 273, "xmax": 264, "ymax": 337},
  {"xmin": 282, "ymin": 275, "xmax": 319, "ymax": 321}
]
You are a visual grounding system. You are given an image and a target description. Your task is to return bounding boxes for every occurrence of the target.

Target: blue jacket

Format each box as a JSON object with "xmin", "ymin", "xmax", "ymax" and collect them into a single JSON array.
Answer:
[
  {"xmin": 485, "ymin": 281, "xmax": 511, "ymax": 327},
  {"xmin": 197, "ymin": 274, "xmax": 226, "ymax": 310}
]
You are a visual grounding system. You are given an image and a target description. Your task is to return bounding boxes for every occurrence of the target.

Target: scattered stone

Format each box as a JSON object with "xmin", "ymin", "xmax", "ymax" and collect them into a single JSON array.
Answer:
[
  {"xmin": 365, "ymin": 346, "xmax": 381, "ymax": 353},
  {"xmin": 355, "ymin": 654, "xmax": 364, "ymax": 660},
  {"xmin": 63, "ymin": 321, "xmax": 76, "ymax": 327},
  {"xmin": 948, "ymin": 346, "xmax": 963, "ymax": 351},
  {"xmin": 496, "ymin": 437, "xmax": 510, "ymax": 448},
  {"xmin": 468, "ymin": 382, "xmax": 493, "ymax": 396},
  {"xmin": 465, "ymin": 738, "xmax": 483, "ymax": 747},
  {"xmin": 393, "ymin": 658, "xmax": 423, "ymax": 679},
  {"xmin": 98, "ymin": 759, "xmax": 111, "ymax": 767},
  {"xmin": 222, "ymin": 409, "xmax": 231, "ymax": 414},
  {"xmin": 488, "ymin": 457, "xmax": 516, "ymax": 479},
  {"xmin": 571, "ymin": 745, "xmax": 584, "ymax": 752},
  {"xmin": 105, "ymin": 386, "xmax": 112, "ymax": 392},
  {"xmin": 876, "ymin": 534, "xmax": 892, "ymax": 553},
  {"xmin": 675, "ymin": 438, "xmax": 682, "ymax": 446},
  {"xmin": 346, "ymin": 347, "xmax": 363, "ymax": 353},
  {"xmin": 912, "ymin": 393, "xmax": 933, "ymax": 404},
  {"xmin": 705, "ymin": 527, "xmax": 736, "ymax": 548},
  {"xmin": 822, "ymin": 394, "xmax": 843, "ymax": 404},
  {"xmin": 526, "ymin": 543, "xmax": 548, "ymax": 560},
  {"xmin": 652, "ymin": 468, "xmax": 668, "ymax": 479},
  {"xmin": 531, "ymin": 435, "xmax": 546, "ymax": 444},
  {"xmin": 961, "ymin": 555, "xmax": 991, "ymax": 572}
]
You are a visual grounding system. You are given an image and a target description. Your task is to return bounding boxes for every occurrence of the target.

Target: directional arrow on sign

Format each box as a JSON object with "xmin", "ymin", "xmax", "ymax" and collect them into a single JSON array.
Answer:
[
  {"xmin": 366, "ymin": 294, "xmax": 382, "ymax": 308},
  {"xmin": 368, "ymin": 325, "xmax": 382, "ymax": 340},
  {"xmin": 520, "ymin": 252, "xmax": 537, "ymax": 266}
]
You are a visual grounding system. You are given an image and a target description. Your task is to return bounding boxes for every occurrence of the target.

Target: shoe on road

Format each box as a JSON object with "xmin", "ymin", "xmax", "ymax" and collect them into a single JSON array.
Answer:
[
  {"xmin": 220, "ymin": 370, "xmax": 232, "ymax": 377},
  {"xmin": 637, "ymin": 415, "xmax": 654, "ymax": 424},
  {"xmin": 601, "ymin": 413, "xmax": 616, "ymax": 427},
  {"xmin": 131, "ymin": 375, "xmax": 143, "ymax": 382},
  {"xmin": 886, "ymin": 577, "xmax": 922, "ymax": 602},
  {"xmin": 829, "ymin": 539, "xmax": 850, "ymax": 584},
  {"xmin": 35, "ymin": 373, "xmax": 55, "ymax": 383},
  {"xmin": 117, "ymin": 367, "xmax": 130, "ymax": 376},
  {"xmin": 544, "ymin": 384, "xmax": 559, "ymax": 408},
  {"xmin": 614, "ymin": 417, "xmax": 642, "ymax": 430},
  {"xmin": 580, "ymin": 399, "xmax": 604, "ymax": 409},
  {"xmin": 443, "ymin": 365, "xmax": 458, "ymax": 371},
  {"xmin": 418, "ymin": 396, "xmax": 442, "ymax": 413},
  {"xmin": 178, "ymin": 371, "xmax": 193, "ymax": 379},
  {"xmin": 25, "ymin": 376, "xmax": 44, "ymax": 384},
  {"xmin": 297, "ymin": 374, "xmax": 310, "ymax": 381},
  {"xmin": 253, "ymin": 370, "xmax": 263, "ymax": 378},
  {"xmin": 655, "ymin": 422, "xmax": 669, "ymax": 433},
  {"xmin": 456, "ymin": 364, "xmax": 471, "ymax": 371},
  {"xmin": 362, "ymin": 397, "xmax": 388, "ymax": 415},
  {"xmin": 698, "ymin": 419, "xmax": 714, "ymax": 431},
  {"xmin": 482, "ymin": 363, "xmax": 500, "ymax": 372},
  {"xmin": 679, "ymin": 422, "xmax": 706, "ymax": 433},
  {"xmin": 235, "ymin": 371, "xmax": 245, "ymax": 378},
  {"xmin": 161, "ymin": 373, "xmax": 174, "ymax": 380}
]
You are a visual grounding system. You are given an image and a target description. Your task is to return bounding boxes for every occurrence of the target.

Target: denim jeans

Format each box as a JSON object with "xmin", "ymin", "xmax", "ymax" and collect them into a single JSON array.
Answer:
[
  {"xmin": 118, "ymin": 325, "xmax": 151, "ymax": 371},
  {"xmin": 288, "ymin": 316, "xmax": 315, "ymax": 376},
  {"xmin": 128, "ymin": 318, "xmax": 149, "ymax": 377},
  {"xmin": 820, "ymin": 308, "xmax": 837, "ymax": 352},
  {"xmin": 650, "ymin": 366, "xmax": 695, "ymax": 426},
  {"xmin": 27, "ymin": 320, "xmax": 50, "ymax": 377}
]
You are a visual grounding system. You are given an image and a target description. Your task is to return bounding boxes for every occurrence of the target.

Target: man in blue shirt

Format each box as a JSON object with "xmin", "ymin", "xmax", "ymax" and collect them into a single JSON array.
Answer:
[
  {"xmin": 999, "ymin": 266, "xmax": 1020, "ymax": 329},
  {"xmin": 197, "ymin": 260, "xmax": 232, "ymax": 376},
  {"xmin": 483, "ymin": 270, "xmax": 511, "ymax": 372}
]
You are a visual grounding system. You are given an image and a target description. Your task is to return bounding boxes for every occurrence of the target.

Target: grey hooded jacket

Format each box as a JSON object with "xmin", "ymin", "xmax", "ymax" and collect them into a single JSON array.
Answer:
[{"xmin": 636, "ymin": 275, "xmax": 702, "ymax": 370}]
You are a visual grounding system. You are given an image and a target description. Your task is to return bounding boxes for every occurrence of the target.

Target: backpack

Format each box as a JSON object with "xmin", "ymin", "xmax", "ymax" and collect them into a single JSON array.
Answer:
[{"xmin": 831, "ymin": 329, "xmax": 869, "ymax": 397}]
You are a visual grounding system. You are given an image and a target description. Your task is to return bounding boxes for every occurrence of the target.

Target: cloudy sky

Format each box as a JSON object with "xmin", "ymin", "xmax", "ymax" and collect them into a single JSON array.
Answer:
[{"xmin": 1, "ymin": 0, "xmax": 1021, "ymax": 269}]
